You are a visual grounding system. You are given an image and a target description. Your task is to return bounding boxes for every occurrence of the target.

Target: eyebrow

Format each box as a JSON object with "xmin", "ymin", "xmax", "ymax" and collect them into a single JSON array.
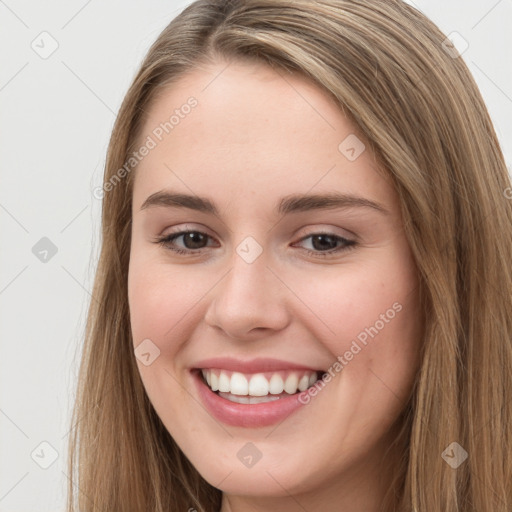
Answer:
[{"xmin": 140, "ymin": 191, "xmax": 389, "ymax": 216}]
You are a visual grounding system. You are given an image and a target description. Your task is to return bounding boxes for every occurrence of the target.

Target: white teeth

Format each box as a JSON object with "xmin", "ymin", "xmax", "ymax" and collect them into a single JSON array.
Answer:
[
  {"xmin": 248, "ymin": 374, "xmax": 269, "ymax": 396},
  {"xmin": 210, "ymin": 372, "xmax": 219, "ymax": 391},
  {"xmin": 298, "ymin": 374, "xmax": 310, "ymax": 391},
  {"xmin": 269, "ymin": 373, "xmax": 284, "ymax": 394},
  {"xmin": 201, "ymin": 369, "xmax": 319, "ymax": 397},
  {"xmin": 284, "ymin": 373, "xmax": 299, "ymax": 394},
  {"xmin": 218, "ymin": 372, "xmax": 230, "ymax": 392},
  {"xmin": 230, "ymin": 372, "xmax": 249, "ymax": 395}
]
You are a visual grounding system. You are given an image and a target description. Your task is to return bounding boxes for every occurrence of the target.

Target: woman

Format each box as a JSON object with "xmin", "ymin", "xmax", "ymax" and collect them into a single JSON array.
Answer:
[{"xmin": 67, "ymin": 1, "xmax": 512, "ymax": 511}]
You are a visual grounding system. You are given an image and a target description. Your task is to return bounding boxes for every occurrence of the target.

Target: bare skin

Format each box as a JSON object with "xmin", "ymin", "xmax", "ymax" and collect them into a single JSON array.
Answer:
[{"xmin": 128, "ymin": 58, "xmax": 422, "ymax": 512}]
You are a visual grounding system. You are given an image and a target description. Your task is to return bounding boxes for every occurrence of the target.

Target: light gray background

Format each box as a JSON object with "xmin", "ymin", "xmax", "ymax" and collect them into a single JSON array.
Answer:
[{"xmin": 0, "ymin": 1, "xmax": 511, "ymax": 510}]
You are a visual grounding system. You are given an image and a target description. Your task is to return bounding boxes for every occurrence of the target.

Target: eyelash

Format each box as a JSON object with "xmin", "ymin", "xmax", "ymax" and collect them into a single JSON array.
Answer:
[{"xmin": 153, "ymin": 230, "xmax": 357, "ymax": 258}]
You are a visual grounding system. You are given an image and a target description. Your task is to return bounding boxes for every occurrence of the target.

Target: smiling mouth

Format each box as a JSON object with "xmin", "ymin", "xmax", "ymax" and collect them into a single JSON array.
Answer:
[{"xmin": 198, "ymin": 368, "xmax": 325, "ymax": 404}]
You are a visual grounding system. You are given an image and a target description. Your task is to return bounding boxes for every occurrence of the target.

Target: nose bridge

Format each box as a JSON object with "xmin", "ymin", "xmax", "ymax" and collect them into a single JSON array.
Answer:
[
  {"xmin": 225, "ymin": 233, "xmax": 270, "ymax": 296},
  {"xmin": 204, "ymin": 236, "xmax": 289, "ymax": 336}
]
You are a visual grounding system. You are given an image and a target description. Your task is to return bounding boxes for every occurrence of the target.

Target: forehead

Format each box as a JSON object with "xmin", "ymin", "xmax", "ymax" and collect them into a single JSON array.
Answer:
[{"xmin": 132, "ymin": 59, "xmax": 396, "ymax": 217}]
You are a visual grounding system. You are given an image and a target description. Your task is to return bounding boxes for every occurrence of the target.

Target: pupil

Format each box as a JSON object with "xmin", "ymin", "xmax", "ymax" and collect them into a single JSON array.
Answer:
[
  {"xmin": 185, "ymin": 232, "xmax": 206, "ymax": 249},
  {"xmin": 312, "ymin": 234, "xmax": 337, "ymax": 251}
]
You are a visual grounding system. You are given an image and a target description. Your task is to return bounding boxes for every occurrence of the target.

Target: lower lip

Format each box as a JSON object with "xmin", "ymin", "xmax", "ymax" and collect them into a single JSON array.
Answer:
[{"xmin": 192, "ymin": 370, "xmax": 308, "ymax": 428}]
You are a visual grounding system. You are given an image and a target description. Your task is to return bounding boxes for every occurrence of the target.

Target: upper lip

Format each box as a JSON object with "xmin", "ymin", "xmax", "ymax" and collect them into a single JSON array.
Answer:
[{"xmin": 192, "ymin": 357, "xmax": 323, "ymax": 374}]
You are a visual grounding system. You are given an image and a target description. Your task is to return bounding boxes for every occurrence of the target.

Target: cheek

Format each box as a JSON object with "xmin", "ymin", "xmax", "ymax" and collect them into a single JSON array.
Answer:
[
  {"xmin": 127, "ymin": 257, "xmax": 207, "ymax": 425},
  {"xmin": 289, "ymin": 255, "xmax": 421, "ymax": 388},
  {"xmin": 128, "ymin": 255, "xmax": 221, "ymax": 361},
  {"xmin": 128, "ymin": 265, "xmax": 173, "ymax": 348}
]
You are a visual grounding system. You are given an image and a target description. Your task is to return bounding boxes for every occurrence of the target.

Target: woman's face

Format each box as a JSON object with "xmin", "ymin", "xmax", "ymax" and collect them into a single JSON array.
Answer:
[{"xmin": 128, "ymin": 59, "xmax": 422, "ymax": 508}]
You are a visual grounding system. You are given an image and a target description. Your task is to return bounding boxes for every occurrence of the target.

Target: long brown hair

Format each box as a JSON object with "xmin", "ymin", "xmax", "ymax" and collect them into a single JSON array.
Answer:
[{"xmin": 67, "ymin": 1, "xmax": 512, "ymax": 510}]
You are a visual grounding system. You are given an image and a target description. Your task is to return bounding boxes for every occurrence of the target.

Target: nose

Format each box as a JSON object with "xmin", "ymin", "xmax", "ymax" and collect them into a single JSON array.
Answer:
[{"xmin": 203, "ymin": 246, "xmax": 290, "ymax": 340}]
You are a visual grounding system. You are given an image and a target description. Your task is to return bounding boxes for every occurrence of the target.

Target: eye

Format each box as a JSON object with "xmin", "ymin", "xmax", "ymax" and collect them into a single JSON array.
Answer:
[
  {"xmin": 154, "ymin": 230, "xmax": 216, "ymax": 255},
  {"xmin": 153, "ymin": 230, "xmax": 357, "ymax": 257},
  {"xmin": 293, "ymin": 232, "xmax": 357, "ymax": 257}
]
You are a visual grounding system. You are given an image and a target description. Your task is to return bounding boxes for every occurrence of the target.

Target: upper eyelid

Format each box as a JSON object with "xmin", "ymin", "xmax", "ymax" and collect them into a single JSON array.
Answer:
[{"xmin": 161, "ymin": 223, "xmax": 357, "ymax": 239}]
